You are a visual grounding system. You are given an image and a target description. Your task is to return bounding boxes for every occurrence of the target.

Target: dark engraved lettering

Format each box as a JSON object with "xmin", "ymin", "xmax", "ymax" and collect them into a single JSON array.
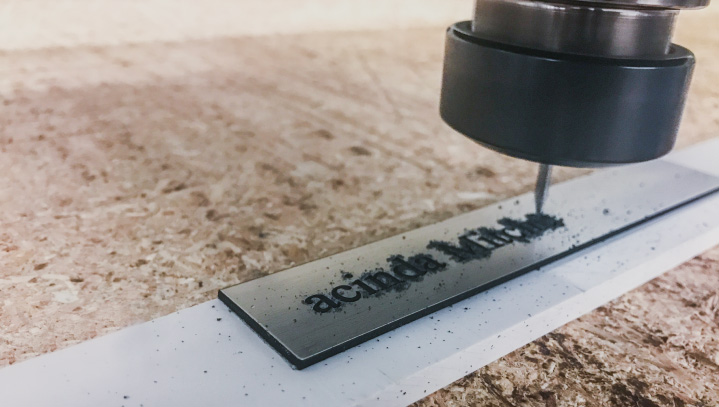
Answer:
[
  {"xmin": 497, "ymin": 228, "xmax": 519, "ymax": 242},
  {"xmin": 427, "ymin": 214, "xmax": 563, "ymax": 263},
  {"xmin": 366, "ymin": 271, "xmax": 403, "ymax": 289},
  {"xmin": 389, "ymin": 255, "xmax": 426, "ymax": 280},
  {"xmin": 498, "ymin": 217, "xmax": 543, "ymax": 238},
  {"xmin": 502, "ymin": 227, "xmax": 526, "ymax": 240},
  {"xmin": 477, "ymin": 227, "xmax": 512, "ymax": 246},
  {"xmin": 409, "ymin": 254, "xmax": 447, "ymax": 273},
  {"xmin": 303, "ymin": 294, "xmax": 340, "ymax": 313},
  {"xmin": 496, "ymin": 219, "xmax": 531, "ymax": 242},
  {"xmin": 331, "ymin": 285, "xmax": 361, "ymax": 302},
  {"xmin": 351, "ymin": 279, "xmax": 378, "ymax": 295},
  {"xmin": 526, "ymin": 213, "xmax": 564, "ymax": 231},
  {"xmin": 428, "ymin": 235, "xmax": 492, "ymax": 263},
  {"xmin": 303, "ymin": 214, "xmax": 565, "ymax": 313},
  {"xmin": 463, "ymin": 232, "xmax": 497, "ymax": 250}
]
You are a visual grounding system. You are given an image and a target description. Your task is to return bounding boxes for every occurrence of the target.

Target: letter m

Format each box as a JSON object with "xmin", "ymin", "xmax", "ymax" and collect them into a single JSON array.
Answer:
[{"xmin": 427, "ymin": 236, "xmax": 491, "ymax": 263}]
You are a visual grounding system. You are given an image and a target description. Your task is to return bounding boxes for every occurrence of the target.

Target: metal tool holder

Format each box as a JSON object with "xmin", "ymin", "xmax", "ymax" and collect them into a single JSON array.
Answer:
[{"xmin": 440, "ymin": 0, "xmax": 709, "ymax": 167}]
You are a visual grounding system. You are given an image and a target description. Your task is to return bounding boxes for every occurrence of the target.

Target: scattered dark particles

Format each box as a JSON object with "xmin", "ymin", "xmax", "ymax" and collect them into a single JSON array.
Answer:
[{"xmin": 303, "ymin": 214, "xmax": 563, "ymax": 313}]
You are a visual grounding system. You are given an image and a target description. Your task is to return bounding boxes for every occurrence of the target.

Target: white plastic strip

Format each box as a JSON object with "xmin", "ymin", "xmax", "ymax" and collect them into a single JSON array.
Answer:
[{"xmin": 1, "ymin": 139, "xmax": 718, "ymax": 407}]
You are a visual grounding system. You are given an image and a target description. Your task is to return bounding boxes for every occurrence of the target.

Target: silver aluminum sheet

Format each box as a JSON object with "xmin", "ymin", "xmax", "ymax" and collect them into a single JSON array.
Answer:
[{"xmin": 219, "ymin": 161, "xmax": 719, "ymax": 369}]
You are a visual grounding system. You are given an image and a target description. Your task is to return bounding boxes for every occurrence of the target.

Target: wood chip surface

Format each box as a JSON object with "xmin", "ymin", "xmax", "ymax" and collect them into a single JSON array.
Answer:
[{"xmin": 1, "ymin": 3, "xmax": 718, "ymax": 405}]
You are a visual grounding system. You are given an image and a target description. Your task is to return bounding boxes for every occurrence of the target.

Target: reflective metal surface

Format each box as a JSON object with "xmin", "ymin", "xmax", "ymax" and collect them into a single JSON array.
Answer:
[
  {"xmin": 473, "ymin": 0, "xmax": 677, "ymax": 57},
  {"xmin": 220, "ymin": 161, "xmax": 719, "ymax": 369}
]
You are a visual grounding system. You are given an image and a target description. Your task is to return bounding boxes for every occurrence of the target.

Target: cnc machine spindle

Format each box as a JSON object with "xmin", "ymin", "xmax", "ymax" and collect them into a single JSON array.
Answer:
[{"xmin": 440, "ymin": 0, "xmax": 710, "ymax": 209}]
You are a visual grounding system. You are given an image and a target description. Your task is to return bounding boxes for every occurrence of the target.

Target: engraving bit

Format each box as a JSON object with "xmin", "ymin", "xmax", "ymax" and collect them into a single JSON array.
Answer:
[{"xmin": 534, "ymin": 163, "xmax": 552, "ymax": 213}]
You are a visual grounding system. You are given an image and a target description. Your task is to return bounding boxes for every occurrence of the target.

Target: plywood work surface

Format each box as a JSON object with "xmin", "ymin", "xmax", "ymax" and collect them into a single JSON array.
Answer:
[{"xmin": 1, "ymin": 2, "xmax": 718, "ymax": 405}]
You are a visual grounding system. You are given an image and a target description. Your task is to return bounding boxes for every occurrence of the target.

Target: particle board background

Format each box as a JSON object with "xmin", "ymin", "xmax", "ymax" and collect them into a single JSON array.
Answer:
[{"xmin": 1, "ymin": 1, "xmax": 718, "ymax": 406}]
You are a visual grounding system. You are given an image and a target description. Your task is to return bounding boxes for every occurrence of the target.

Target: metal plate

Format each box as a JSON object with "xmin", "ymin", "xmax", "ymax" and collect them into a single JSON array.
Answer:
[{"xmin": 219, "ymin": 161, "xmax": 719, "ymax": 369}]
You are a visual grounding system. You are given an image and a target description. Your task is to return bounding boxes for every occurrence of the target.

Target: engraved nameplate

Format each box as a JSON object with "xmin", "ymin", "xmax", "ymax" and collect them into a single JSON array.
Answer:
[{"xmin": 219, "ymin": 161, "xmax": 719, "ymax": 369}]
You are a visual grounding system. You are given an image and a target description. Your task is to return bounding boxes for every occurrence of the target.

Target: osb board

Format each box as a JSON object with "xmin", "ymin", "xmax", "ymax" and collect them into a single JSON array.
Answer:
[
  {"xmin": 1, "ymin": 5, "xmax": 718, "ymax": 406},
  {"xmin": 0, "ymin": 0, "xmax": 473, "ymax": 51},
  {"xmin": 415, "ymin": 250, "xmax": 719, "ymax": 407}
]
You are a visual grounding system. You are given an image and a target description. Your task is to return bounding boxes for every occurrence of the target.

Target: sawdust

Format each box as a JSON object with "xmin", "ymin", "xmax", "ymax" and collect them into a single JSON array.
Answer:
[
  {"xmin": 0, "ymin": 27, "xmax": 589, "ymax": 366},
  {"xmin": 1, "ymin": 4, "xmax": 718, "ymax": 404},
  {"xmin": 414, "ymin": 248, "xmax": 719, "ymax": 407}
]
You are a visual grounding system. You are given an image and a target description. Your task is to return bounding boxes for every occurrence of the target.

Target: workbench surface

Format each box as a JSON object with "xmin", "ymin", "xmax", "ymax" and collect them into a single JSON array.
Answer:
[{"xmin": 1, "ymin": 2, "xmax": 718, "ymax": 405}]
